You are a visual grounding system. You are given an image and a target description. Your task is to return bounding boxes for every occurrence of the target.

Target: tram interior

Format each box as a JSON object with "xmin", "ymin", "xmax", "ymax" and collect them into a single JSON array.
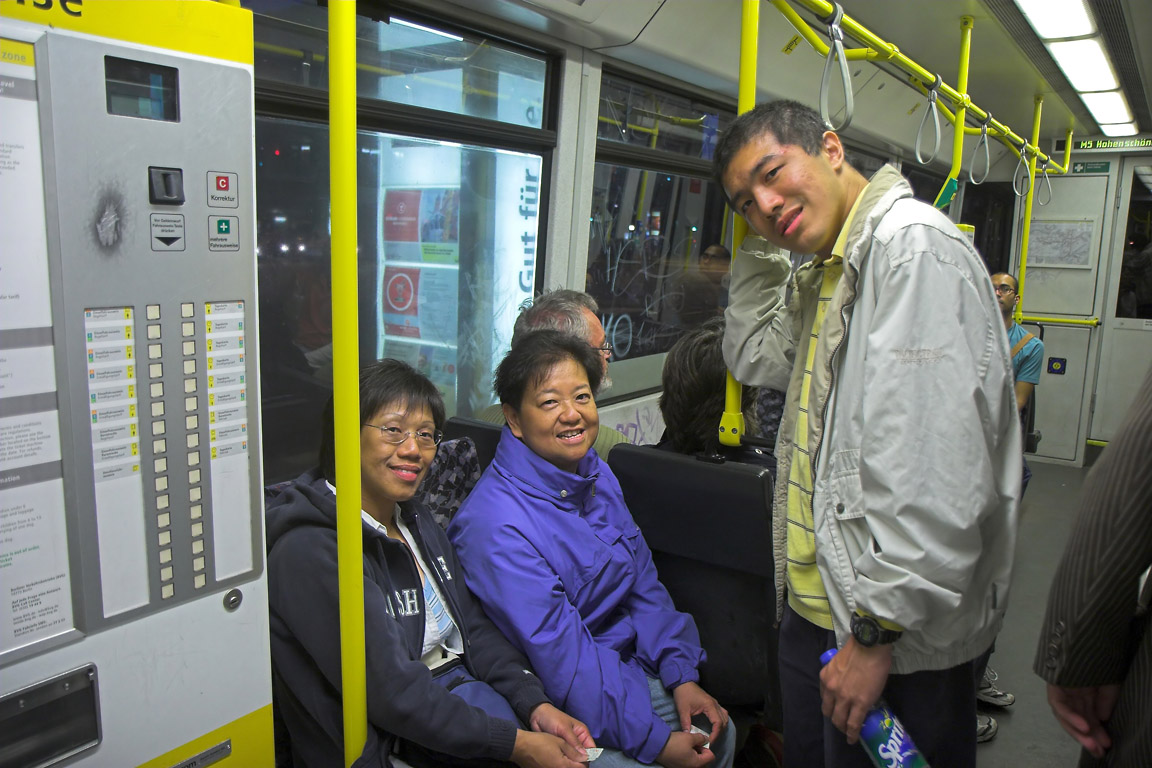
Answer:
[{"xmin": 2, "ymin": 0, "xmax": 1151, "ymax": 765}]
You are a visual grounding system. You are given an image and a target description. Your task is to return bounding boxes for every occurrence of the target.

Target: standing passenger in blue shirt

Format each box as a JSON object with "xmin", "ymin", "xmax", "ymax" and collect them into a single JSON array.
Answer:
[
  {"xmin": 450, "ymin": 331, "xmax": 735, "ymax": 768},
  {"xmin": 991, "ymin": 272, "xmax": 1043, "ymax": 496}
]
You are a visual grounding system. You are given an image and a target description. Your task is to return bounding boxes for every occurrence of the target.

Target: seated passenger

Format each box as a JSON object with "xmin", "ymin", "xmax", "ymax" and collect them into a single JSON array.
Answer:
[
  {"xmin": 449, "ymin": 331, "xmax": 736, "ymax": 768},
  {"xmin": 266, "ymin": 359, "xmax": 593, "ymax": 768},
  {"xmin": 655, "ymin": 319, "xmax": 774, "ymax": 470},
  {"xmin": 476, "ymin": 289, "xmax": 628, "ymax": 458}
]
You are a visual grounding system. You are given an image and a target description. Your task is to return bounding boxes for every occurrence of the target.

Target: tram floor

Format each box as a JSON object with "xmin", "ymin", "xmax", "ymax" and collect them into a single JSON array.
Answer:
[{"xmin": 975, "ymin": 458, "xmax": 1090, "ymax": 767}]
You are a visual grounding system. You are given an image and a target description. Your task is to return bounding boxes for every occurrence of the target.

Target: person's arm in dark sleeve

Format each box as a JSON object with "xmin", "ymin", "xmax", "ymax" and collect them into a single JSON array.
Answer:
[{"xmin": 269, "ymin": 529, "xmax": 518, "ymax": 761}]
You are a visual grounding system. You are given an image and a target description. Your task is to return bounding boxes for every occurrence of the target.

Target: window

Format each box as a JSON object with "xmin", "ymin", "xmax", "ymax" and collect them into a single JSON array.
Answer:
[
  {"xmin": 587, "ymin": 74, "xmax": 734, "ymax": 366},
  {"xmin": 251, "ymin": 0, "xmax": 546, "ymax": 129},
  {"xmin": 250, "ymin": 5, "xmax": 553, "ymax": 481}
]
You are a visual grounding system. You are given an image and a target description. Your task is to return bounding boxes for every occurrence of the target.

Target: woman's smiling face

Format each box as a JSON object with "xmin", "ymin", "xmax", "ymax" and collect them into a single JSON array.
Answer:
[{"xmin": 505, "ymin": 357, "xmax": 599, "ymax": 473}]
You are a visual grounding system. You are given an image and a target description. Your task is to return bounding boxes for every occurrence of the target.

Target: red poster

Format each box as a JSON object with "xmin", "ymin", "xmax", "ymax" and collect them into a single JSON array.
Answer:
[
  {"xmin": 383, "ymin": 190, "xmax": 421, "ymax": 242},
  {"xmin": 383, "ymin": 266, "xmax": 421, "ymax": 337}
]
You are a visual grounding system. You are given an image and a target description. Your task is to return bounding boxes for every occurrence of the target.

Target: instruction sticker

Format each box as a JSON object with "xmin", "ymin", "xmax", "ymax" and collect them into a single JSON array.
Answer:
[
  {"xmin": 208, "ymin": 216, "xmax": 240, "ymax": 251},
  {"xmin": 151, "ymin": 214, "xmax": 186, "ymax": 251}
]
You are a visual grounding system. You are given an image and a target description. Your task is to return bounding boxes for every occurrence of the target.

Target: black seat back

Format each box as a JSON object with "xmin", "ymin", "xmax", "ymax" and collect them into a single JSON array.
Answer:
[
  {"xmin": 443, "ymin": 416, "xmax": 504, "ymax": 472},
  {"xmin": 607, "ymin": 444, "xmax": 780, "ymax": 722}
]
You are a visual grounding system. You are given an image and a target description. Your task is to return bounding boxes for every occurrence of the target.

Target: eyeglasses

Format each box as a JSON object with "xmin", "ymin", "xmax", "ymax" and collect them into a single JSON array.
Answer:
[
  {"xmin": 362, "ymin": 424, "xmax": 443, "ymax": 448},
  {"xmin": 994, "ymin": 284, "xmax": 1016, "ymax": 296},
  {"xmin": 591, "ymin": 342, "xmax": 613, "ymax": 357}
]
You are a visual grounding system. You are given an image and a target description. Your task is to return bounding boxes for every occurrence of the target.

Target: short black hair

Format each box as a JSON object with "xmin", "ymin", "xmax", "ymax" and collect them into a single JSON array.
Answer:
[
  {"xmin": 511, "ymin": 289, "xmax": 600, "ymax": 346},
  {"xmin": 319, "ymin": 358, "xmax": 445, "ymax": 482},
  {"xmin": 713, "ymin": 99, "xmax": 828, "ymax": 199},
  {"xmin": 991, "ymin": 271, "xmax": 1020, "ymax": 293},
  {"xmin": 659, "ymin": 319, "xmax": 749, "ymax": 454},
  {"xmin": 495, "ymin": 330, "xmax": 603, "ymax": 410}
]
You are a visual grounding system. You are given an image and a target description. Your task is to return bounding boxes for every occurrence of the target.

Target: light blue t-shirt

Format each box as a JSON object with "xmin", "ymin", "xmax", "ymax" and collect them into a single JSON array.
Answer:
[{"xmin": 1007, "ymin": 323, "xmax": 1043, "ymax": 385}]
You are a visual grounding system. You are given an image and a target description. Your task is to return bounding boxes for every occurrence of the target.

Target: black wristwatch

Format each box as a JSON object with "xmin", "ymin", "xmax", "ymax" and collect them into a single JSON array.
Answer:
[{"xmin": 850, "ymin": 614, "xmax": 903, "ymax": 647}]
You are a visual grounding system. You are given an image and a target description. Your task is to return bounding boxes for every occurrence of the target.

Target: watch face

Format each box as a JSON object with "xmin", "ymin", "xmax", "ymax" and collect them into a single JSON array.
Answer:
[{"xmin": 853, "ymin": 615, "xmax": 879, "ymax": 646}]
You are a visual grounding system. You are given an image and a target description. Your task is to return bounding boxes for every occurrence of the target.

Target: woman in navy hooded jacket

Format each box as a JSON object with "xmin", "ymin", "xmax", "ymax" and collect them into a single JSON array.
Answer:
[
  {"xmin": 266, "ymin": 359, "xmax": 594, "ymax": 768},
  {"xmin": 449, "ymin": 332, "xmax": 735, "ymax": 768}
]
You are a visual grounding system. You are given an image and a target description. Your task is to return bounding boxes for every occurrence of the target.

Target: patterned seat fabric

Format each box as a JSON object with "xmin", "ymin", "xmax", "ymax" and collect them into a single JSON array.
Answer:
[{"xmin": 417, "ymin": 437, "xmax": 482, "ymax": 530}]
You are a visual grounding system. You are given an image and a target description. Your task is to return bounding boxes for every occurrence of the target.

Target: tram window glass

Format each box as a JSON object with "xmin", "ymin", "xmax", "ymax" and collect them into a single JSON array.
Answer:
[
  {"xmin": 904, "ymin": 166, "xmax": 949, "ymax": 208},
  {"xmin": 256, "ymin": 117, "xmax": 542, "ymax": 481},
  {"xmin": 249, "ymin": 1, "xmax": 547, "ymax": 129},
  {"xmin": 844, "ymin": 146, "xmax": 887, "ymax": 178},
  {"xmin": 598, "ymin": 74, "xmax": 733, "ymax": 158},
  {"xmin": 1117, "ymin": 166, "xmax": 1152, "ymax": 319},
  {"xmin": 959, "ymin": 181, "xmax": 1015, "ymax": 274},
  {"xmin": 586, "ymin": 163, "xmax": 728, "ymax": 360}
]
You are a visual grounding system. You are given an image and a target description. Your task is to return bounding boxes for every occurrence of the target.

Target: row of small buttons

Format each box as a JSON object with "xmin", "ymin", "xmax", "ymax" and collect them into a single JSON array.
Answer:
[{"xmin": 147, "ymin": 303, "xmax": 209, "ymax": 599}]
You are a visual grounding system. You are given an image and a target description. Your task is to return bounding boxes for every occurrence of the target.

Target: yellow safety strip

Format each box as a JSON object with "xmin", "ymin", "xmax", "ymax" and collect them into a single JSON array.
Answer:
[{"xmin": 135, "ymin": 704, "xmax": 274, "ymax": 768}]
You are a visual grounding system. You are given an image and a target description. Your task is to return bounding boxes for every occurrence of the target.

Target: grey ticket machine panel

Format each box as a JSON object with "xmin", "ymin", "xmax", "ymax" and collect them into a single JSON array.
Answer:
[{"xmin": 2, "ymin": 29, "xmax": 261, "ymax": 647}]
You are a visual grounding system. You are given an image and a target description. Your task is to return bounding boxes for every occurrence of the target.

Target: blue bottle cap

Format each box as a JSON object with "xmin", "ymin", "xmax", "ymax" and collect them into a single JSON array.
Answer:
[{"xmin": 820, "ymin": 648, "xmax": 838, "ymax": 665}]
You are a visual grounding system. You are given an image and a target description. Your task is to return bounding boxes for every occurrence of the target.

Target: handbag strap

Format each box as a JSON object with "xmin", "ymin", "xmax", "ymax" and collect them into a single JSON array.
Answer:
[{"xmin": 1010, "ymin": 332, "xmax": 1035, "ymax": 359}]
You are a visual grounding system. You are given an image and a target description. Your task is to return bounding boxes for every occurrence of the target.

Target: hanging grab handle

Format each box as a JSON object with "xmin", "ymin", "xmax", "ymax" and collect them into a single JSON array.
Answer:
[
  {"xmin": 1012, "ymin": 140, "xmax": 1032, "ymax": 198},
  {"xmin": 818, "ymin": 2, "xmax": 854, "ymax": 131},
  {"xmin": 915, "ymin": 75, "xmax": 942, "ymax": 165},
  {"xmin": 968, "ymin": 113, "xmax": 991, "ymax": 185},
  {"xmin": 1036, "ymin": 158, "xmax": 1053, "ymax": 205}
]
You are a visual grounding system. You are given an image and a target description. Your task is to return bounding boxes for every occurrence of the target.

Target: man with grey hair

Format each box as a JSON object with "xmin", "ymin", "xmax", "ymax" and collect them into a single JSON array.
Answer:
[{"xmin": 479, "ymin": 289, "xmax": 627, "ymax": 458}]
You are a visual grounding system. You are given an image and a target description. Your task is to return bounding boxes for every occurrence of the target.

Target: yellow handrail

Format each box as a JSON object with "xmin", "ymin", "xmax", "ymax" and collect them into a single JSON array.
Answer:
[
  {"xmin": 772, "ymin": 0, "xmax": 1071, "ymax": 174},
  {"xmin": 330, "ymin": 2, "xmax": 367, "ymax": 766},
  {"xmin": 1015, "ymin": 95, "xmax": 1043, "ymax": 325},
  {"xmin": 1020, "ymin": 315, "xmax": 1100, "ymax": 327},
  {"xmin": 720, "ymin": 0, "xmax": 759, "ymax": 448}
]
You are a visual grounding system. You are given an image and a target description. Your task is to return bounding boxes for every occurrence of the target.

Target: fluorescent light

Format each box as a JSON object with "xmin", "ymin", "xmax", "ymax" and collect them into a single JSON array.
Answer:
[
  {"xmin": 1081, "ymin": 91, "xmax": 1133, "ymax": 124},
  {"xmin": 1099, "ymin": 122, "xmax": 1138, "ymax": 137},
  {"xmin": 1014, "ymin": 0, "xmax": 1095, "ymax": 39},
  {"xmin": 1047, "ymin": 39, "xmax": 1118, "ymax": 91},
  {"xmin": 391, "ymin": 18, "xmax": 463, "ymax": 42}
]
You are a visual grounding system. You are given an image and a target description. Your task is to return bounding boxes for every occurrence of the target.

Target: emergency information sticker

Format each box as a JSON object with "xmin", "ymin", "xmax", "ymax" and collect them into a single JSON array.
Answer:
[{"xmin": 207, "ymin": 171, "xmax": 239, "ymax": 208}]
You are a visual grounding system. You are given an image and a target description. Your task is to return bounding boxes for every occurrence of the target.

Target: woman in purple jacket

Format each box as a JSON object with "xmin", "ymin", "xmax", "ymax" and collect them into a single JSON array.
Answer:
[{"xmin": 449, "ymin": 332, "xmax": 734, "ymax": 768}]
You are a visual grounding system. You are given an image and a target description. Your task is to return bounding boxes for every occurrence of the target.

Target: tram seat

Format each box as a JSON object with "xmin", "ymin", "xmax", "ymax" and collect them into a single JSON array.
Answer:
[
  {"xmin": 442, "ymin": 416, "xmax": 504, "ymax": 472},
  {"xmin": 418, "ymin": 436, "xmax": 482, "ymax": 529},
  {"xmin": 606, "ymin": 444, "xmax": 781, "ymax": 727}
]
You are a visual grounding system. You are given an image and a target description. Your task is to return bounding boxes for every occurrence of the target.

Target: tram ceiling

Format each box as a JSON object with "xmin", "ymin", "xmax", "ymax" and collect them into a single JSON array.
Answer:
[{"xmin": 442, "ymin": 0, "xmax": 1149, "ymax": 167}]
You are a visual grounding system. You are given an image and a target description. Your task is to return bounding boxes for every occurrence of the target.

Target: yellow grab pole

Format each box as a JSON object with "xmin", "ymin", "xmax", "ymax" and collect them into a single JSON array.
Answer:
[
  {"xmin": 940, "ymin": 17, "xmax": 973, "ymax": 205},
  {"xmin": 330, "ymin": 2, "xmax": 367, "ymax": 766},
  {"xmin": 1020, "ymin": 315, "xmax": 1100, "ymax": 327},
  {"xmin": 721, "ymin": 0, "xmax": 759, "ymax": 448},
  {"xmin": 1015, "ymin": 95, "xmax": 1043, "ymax": 326},
  {"xmin": 774, "ymin": 0, "xmax": 1070, "ymax": 174}
]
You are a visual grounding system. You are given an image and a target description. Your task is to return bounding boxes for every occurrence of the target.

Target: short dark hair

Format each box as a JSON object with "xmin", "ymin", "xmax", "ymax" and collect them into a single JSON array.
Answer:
[
  {"xmin": 713, "ymin": 99, "xmax": 828, "ymax": 196},
  {"xmin": 659, "ymin": 319, "xmax": 749, "ymax": 454},
  {"xmin": 495, "ymin": 330, "xmax": 603, "ymax": 410},
  {"xmin": 319, "ymin": 358, "xmax": 445, "ymax": 482},
  {"xmin": 991, "ymin": 272, "xmax": 1020, "ymax": 293},
  {"xmin": 512, "ymin": 289, "xmax": 599, "ymax": 346}
]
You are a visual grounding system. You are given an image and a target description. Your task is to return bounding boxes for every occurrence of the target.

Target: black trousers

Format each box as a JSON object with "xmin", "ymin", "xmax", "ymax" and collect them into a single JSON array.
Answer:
[{"xmin": 778, "ymin": 603, "xmax": 977, "ymax": 768}]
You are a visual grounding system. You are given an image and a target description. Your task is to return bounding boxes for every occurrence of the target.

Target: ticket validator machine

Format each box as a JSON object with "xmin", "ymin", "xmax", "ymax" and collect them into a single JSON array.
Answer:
[{"xmin": 1, "ymin": 2, "xmax": 273, "ymax": 765}]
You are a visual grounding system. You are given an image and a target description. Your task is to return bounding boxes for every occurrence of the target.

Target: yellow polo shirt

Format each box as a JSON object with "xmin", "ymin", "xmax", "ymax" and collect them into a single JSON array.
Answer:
[{"xmin": 785, "ymin": 188, "xmax": 866, "ymax": 628}]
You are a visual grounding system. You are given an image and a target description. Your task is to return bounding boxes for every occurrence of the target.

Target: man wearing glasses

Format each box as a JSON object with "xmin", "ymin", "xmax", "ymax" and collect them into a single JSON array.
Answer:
[
  {"xmin": 991, "ymin": 273, "xmax": 1044, "ymax": 437},
  {"xmin": 478, "ymin": 289, "xmax": 628, "ymax": 459},
  {"xmin": 970, "ymin": 272, "xmax": 1045, "ymax": 734}
]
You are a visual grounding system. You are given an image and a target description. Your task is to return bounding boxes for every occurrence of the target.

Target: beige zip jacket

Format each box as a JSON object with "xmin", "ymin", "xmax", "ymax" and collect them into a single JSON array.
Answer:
[{"xmin": 723, "ymin": 166, "xmax": 1021, "ymax": 673}]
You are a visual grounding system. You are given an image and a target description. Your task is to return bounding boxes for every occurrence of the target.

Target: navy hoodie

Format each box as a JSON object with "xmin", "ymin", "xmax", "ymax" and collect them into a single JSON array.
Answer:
[{"xmin": 266, "ymin": 468, "xmax": 550, "ymax": 768}]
